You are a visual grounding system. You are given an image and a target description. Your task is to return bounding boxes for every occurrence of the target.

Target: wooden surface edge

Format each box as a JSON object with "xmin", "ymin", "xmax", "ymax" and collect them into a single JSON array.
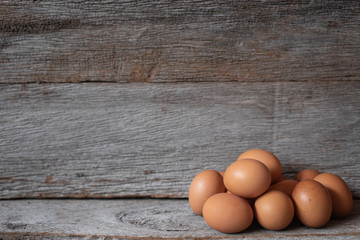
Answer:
[{"xmin": 0, "ymin": 231, "xmax": 359, "ymax": 240}]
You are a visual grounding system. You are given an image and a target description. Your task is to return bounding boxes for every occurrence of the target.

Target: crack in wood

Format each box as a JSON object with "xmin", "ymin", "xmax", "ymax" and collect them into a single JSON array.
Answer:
[
  {"xmin": 0, "ymin": 17, "xmax": 81, "ymax": 35},
  {"xmin": 3, "ymin": 223, "xmax": 27, "ymax": 230}
]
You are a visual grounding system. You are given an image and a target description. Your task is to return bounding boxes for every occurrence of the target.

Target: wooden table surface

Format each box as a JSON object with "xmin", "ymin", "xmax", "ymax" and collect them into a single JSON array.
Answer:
[{"xmin": 0, "ymin": 199, "xmax": 359, "ymax": 240}]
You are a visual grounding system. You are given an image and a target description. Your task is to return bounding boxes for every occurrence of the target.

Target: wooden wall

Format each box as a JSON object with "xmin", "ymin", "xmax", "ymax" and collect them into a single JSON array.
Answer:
[{"xmin": 1, "ymin": 0, "xmax": 359, "ymax": 199}]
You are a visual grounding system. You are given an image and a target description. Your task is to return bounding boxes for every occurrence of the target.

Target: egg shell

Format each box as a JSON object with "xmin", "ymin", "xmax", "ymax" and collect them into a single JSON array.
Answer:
[
  {"xmin": 294, "ymin": 169, "xmax": 320, "ymax": 182},
  {"xmin": 237, "ymin": 149, "xmax": 282, "ymax": 183},
  {"xmin": 292, "ymin": 180, "xmax": 332, "ymax": 228},
  {"xmin": 202, "ymin": 193, "xmax": 253, "ymax": 233},
  {"xmin": 188, "ymin": 170, "xmax": 226, "ymax": 216},
  {"xmin": 224, "ymin": 158, "xmax": 271, "ymax": 198},
  {"xmin": 255, "ymin": 190, "xmax": 294, "ymax": 231},
  {"xmin": 314, "ymin": 173, "xmax": 353, "ymax": 218},
  {"xmin": 269, "ymin": 179, "xmax": 298, "ymax": 197}
]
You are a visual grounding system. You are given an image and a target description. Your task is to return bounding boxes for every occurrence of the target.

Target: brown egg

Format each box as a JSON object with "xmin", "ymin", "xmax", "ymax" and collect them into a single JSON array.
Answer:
[
  {"xmin": 255, "ymin": 190, "xmax": 294, "ymax": 230},
  {"xmin": 237, "ymin": 149, "xmax": 282, "ymax": 183},
  {"xmin": 224, "ymin": 159, "xmax": 271, "ymax": 198},
  {"xmin": 294, "ymin": 169, "xmax": 320, "ymax": 182},
  {"xmin": 314, "ymin": 173, "xmax": 353, "ymax": 218},
  {"xmin": 218, "ymin": 171, "xmax": 225, "ymax": 177},
  {"xmin": 188, "ymin": 170, "xmax": 226, "ymax": 216},
  {"xmin": 202, "ymin": 193, "xmax": 253, "ymax": 233},
  {"xmin": 269, "ymin": 179, "xmax": 298, "ymax": 197},
  {"xmin": 292, "ymin": 180, "xmax": 332, "ymax": 228}
]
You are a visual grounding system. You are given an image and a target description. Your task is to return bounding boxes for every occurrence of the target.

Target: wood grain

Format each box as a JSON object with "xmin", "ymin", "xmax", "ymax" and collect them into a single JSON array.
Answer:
[
  {"xmin": 1, "ymin": 0, "xmax": 359, "ymax": 83},
  {"xmin": 0, "ymin": 82, "xmax": 359, "ymax": 199},
  {"xmin": 0, "ymin": 199, "xmax": 359, "ymax": 239}
]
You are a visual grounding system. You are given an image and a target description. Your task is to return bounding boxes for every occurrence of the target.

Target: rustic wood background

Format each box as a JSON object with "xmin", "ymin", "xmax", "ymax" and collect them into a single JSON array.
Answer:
[
  {"xmin": 1, "ymin": 0, "xmax": 359, "ymax": 83},
  {"xmin": 1, "ymin": 82, "xmax": 360, "ymax": 199},
  {"xmin": 1, "ymin": 0, "xmax": 359, "ymax": 200},
  {"xmin": 1, "ymin": 1, "xmax": 359, "ymax": 239}
]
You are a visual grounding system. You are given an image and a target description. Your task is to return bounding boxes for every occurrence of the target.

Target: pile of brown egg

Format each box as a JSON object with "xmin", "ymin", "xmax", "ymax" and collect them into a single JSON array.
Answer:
[{"xmin": 188, "ymin": 149, "xmax": 353, "ymax": 233}]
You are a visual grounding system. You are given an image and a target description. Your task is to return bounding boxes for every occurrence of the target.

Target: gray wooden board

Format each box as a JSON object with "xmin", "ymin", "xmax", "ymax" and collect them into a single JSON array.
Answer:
[
  {"xmin": 0, "ymin": 199, "xmax": 359, "ymax": 239},
  {"xmin": 0, "ymin": 82, "xmax": 359, "ymax": 199},
  {"xmin": 1, "ymin": 0, "xmax": 359, "ymax": 83}
]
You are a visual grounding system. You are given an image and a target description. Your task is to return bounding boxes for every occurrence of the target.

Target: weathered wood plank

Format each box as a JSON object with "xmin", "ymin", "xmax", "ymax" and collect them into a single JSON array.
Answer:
[
  {"xmin": 0, "ymin": 82, "xmax": 359, "ymax": 199},
  {"xmin": 0, "ymin": 199, "xmax": 359, "ymax": 239},
  {"xmin": 1, "ymin": 0, "xmax": 359, "ymax": 83}
]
